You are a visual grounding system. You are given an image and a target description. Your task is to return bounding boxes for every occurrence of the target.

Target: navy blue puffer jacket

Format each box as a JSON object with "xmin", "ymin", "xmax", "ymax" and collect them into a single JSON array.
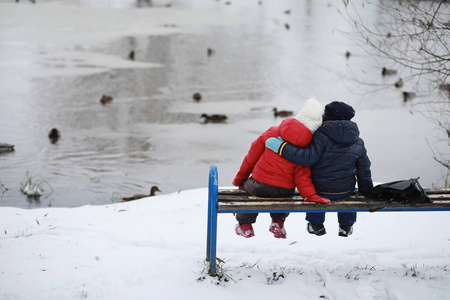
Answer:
[{"xmin": 280, "ymin": 120, "xmax": 373, "ymax": 199}]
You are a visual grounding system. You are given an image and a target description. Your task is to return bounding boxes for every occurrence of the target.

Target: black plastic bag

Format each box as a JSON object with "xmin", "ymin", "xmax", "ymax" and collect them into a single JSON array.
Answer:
[{"xmin": 366, "ymin": 178, "xmax": 431, "ymax": 212}]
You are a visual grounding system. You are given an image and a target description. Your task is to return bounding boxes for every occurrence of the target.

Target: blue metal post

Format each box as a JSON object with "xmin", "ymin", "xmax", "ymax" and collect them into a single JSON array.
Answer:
[
  {"xmin": 206, "ymin": 164, "xmax": 219, "ymax": 276},
  {"xmin": 206, "ymin": 165, "xmax": 214, "ymax": 261}
]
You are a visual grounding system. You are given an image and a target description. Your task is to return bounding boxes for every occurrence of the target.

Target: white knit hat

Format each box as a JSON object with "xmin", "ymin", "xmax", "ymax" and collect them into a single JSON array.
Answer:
[{"xmin": 294, "ymin": 97, "xmax": 324, "ymax": 133}]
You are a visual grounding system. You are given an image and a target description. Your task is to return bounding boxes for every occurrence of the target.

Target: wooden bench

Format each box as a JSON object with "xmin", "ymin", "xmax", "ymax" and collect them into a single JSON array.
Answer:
[{"xmin": 206, "ymin": 164, "xmax": 450, "ymax": 276}]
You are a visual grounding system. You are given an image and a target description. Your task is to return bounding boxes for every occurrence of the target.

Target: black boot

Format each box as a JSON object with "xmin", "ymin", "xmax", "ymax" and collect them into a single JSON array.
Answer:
[
  {"xmin": 338, "ymin": 225, "xmax": 353, "ymax": 237},
  {"xmin": 307, "ymin": 222, "xmax": 326, "ymax": 236}
]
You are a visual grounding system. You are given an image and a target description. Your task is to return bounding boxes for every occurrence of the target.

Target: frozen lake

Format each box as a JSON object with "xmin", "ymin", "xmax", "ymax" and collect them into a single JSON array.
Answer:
[{"xmin": 0, "ymin": 0, "xmax": 448, "ymax": 208}]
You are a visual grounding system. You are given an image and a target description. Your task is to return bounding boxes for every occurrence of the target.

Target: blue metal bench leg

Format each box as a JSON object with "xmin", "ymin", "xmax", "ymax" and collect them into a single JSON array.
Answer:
[{"xmin": 206, "ymin": 164, "xmax": 219, "ymax": 276}]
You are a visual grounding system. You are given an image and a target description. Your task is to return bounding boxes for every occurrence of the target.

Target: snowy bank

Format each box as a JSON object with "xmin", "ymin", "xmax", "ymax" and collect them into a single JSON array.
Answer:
[{"xmin": 1, "ymin": 188, "xmax": 450, "ymax": 299}]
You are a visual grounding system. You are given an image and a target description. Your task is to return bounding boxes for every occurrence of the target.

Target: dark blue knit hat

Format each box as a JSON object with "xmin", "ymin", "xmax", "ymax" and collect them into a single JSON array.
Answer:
[{"xmin": 323, "ymin": 101, "xmax": 355, "ymax": 121}]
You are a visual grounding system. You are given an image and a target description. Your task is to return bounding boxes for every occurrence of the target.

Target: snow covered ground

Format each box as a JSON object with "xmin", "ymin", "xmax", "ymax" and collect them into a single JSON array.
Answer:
[{"xmin": 1, "ymin": 188, "xmax": 450, "ymax": 299}]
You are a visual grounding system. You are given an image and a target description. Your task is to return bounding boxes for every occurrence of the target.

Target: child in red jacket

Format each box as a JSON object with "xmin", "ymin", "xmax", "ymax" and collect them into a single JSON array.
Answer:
[{"xmin": 232, "ymin": 98, "xmax": 330, "ymax": 239}]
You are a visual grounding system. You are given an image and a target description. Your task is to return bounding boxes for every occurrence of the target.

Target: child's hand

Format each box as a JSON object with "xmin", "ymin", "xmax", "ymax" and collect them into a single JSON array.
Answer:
[
  {"xmin": 305, "ymin": 194, "xmax": 330, "ymax": 204},
  {"xmin": 266, "ymin": 137, "xmax": 285, "ymax": 154}
]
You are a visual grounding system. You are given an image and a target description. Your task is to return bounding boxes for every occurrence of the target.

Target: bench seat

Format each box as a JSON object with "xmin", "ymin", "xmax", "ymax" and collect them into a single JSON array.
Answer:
[
  {"xmin": 206, "ymin": 164, "xmax": 450, "ymax": 276},
  {"xmin": 217, "ymin": 188, "xmax": 450, "ymax": 213}
]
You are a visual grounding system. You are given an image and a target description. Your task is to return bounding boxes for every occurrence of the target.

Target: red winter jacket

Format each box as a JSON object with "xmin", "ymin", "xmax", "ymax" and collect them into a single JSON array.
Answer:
[{"xmin": 233, "ymin": 118, "xmax": 317, "ymax": 198}]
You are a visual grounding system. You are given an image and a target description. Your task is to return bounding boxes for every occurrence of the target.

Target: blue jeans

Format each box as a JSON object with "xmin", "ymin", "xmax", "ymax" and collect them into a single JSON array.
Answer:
[
  {"xmin": 306, "ymin": 190, "xmax": 357, "ymax": 226},
  {"xmin": 305, "ymin": 212, "xmax": 357, "ymax": 226}
]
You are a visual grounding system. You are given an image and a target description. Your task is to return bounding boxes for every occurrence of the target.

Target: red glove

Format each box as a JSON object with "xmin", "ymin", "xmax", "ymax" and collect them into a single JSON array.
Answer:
[
  {"xmin": 305, "ymin": 194, "xmax": 330, "ymax": 204},
  {"xmin": 232, "ymin": 178, "xmax": 241, "ymax": 187}
]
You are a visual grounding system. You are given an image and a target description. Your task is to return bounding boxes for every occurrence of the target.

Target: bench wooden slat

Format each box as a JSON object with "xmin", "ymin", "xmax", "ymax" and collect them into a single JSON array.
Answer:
[
  {"xmin": 424, "ymin": 188, "xmax": 450, "ymax": 194},
  {"xmin": 218, "ymin": 188, "xmax": 450, "ymax": 196},
  {"xmin": 428, "ymin": 194, "xmax": 450, "ymax": 200},
  {"xmin": 218, "ymin": 194, "xmax": 303, "ymax": 202},
  {"xmin": 218, "ymin": 200, "xmax": 450, "ymax": 207},
  {"xmin": 218, "ymin": 200, "xmax": 450, "ymax": 212}
]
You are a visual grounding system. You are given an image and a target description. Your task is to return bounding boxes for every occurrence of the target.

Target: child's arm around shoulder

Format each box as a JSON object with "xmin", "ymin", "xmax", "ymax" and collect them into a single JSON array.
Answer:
[{"xmin": 266, "ymin": 132, "xmax": 326, "ymax": 166}]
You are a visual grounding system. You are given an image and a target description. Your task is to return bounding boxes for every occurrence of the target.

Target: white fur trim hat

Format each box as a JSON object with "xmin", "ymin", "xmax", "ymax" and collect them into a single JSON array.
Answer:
[{"xmin": 294, "ymin": 98, "xmax": 324, "ymax": 133}]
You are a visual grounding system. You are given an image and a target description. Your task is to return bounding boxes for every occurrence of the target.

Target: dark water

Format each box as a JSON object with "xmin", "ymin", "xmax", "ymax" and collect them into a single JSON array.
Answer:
[{"xmin": 1, "ymin": 0, "xmax": 446, "ymax": 208}]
